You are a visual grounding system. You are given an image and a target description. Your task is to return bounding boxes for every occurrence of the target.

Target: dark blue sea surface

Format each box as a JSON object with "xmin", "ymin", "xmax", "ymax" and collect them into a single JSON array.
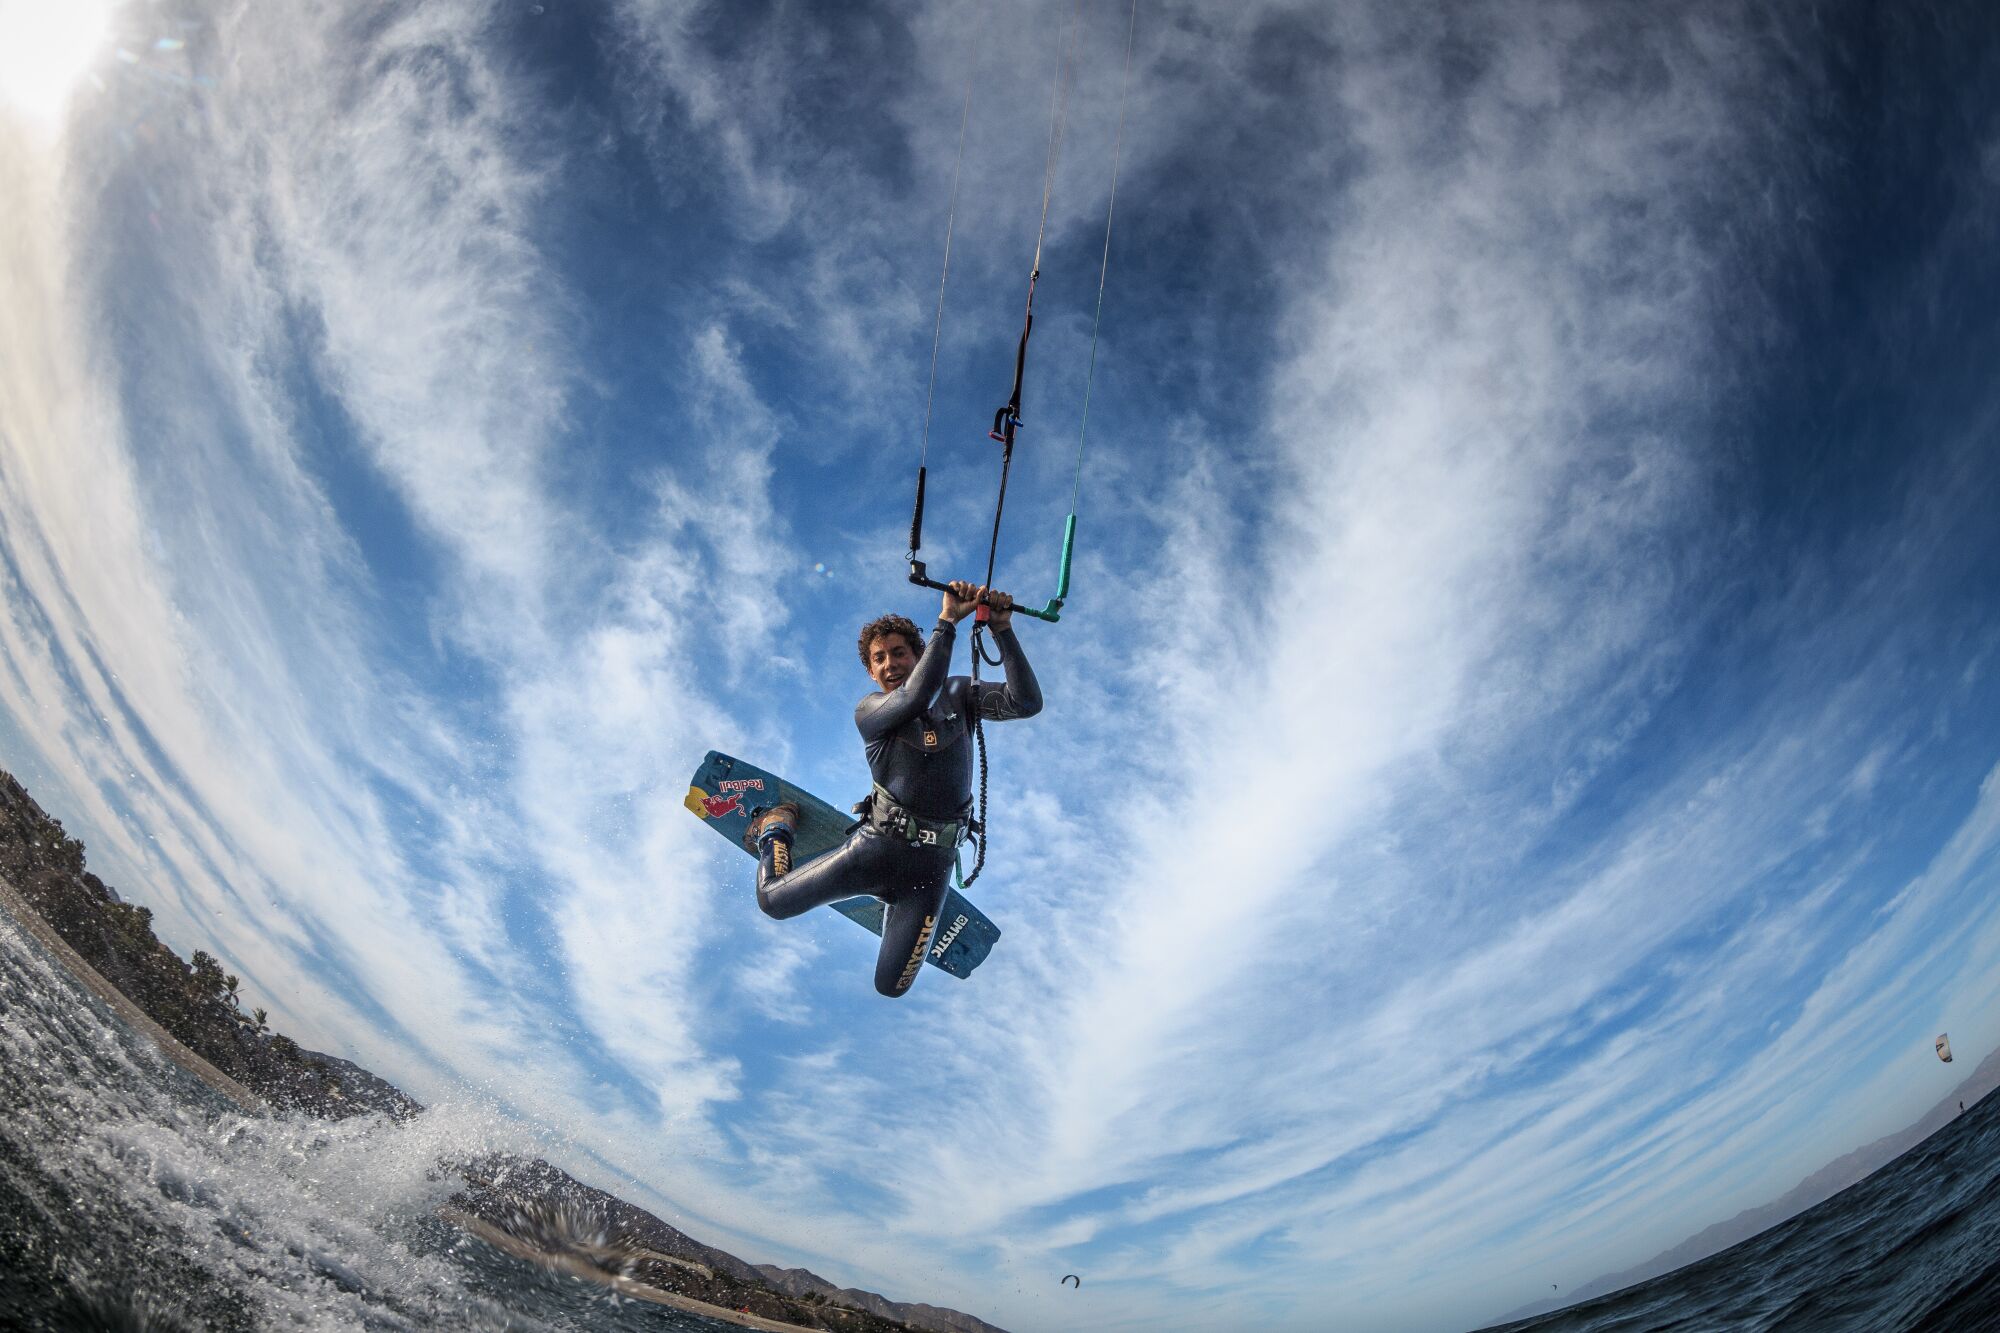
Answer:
[
  {"xmin": 0, "ymin": 902, "xmax": 741, "ymax": 1333},
  {"xmin": 1485, "ymin": 1091, "xmax": 2000, "ymax": 1331}
]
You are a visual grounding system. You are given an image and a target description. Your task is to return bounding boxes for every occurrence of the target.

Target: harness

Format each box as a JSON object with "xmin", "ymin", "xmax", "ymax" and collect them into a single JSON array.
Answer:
[{"xmin": 855, "ymin": 784, "xmax": 979, "ymax": 850}]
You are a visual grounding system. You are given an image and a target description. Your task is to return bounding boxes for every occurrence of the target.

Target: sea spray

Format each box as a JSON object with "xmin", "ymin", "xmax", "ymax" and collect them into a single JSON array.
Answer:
[{"xmin": 0, "ymin": 904, "xmax": 685, "ymax": 1330}]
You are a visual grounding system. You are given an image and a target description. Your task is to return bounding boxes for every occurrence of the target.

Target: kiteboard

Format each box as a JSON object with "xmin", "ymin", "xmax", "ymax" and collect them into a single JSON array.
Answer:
[{"xmin": 684, "ymin": 750, "xmax": 1000, "ymax": 979}]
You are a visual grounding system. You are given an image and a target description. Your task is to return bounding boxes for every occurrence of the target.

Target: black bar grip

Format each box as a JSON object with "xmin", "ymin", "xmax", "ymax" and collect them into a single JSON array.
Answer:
[{"xmin": 906, "ymin": 565, "xmax": 1059, "ymax": 622}]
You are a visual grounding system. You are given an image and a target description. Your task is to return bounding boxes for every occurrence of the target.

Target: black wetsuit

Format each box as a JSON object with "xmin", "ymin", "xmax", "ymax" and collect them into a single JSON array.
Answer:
[{"xmin": 756, "ymin": 618, "xmax": 1041, "ymax": 996}]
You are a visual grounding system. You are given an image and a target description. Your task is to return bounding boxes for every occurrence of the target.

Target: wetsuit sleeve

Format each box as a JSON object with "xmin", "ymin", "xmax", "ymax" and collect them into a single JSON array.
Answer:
[
  {"xmin": 973, "ymin": 626, "xmax": 1043, "ymax": 721},
  {"xmin": 856, "ymin": 620, "xmax": 957, "ymax": 742}
]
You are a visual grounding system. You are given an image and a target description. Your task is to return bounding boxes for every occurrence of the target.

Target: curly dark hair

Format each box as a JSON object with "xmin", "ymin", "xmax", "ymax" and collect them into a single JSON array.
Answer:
[{"xmin": 856, "ymin": 613, "xmax": 924, "ymax": 669}]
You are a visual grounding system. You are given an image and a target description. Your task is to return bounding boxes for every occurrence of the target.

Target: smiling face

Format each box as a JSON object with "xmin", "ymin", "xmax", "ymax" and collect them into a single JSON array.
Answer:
[{"xmin": 866, "ymin": 632, "xmax": 918, "ymax": 693}]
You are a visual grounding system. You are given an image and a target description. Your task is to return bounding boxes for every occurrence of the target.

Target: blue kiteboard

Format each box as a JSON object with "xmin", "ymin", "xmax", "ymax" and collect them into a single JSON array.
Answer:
[{"xmin": 685, "ymin": 750, "xmax": 1001, "ymax": 979}]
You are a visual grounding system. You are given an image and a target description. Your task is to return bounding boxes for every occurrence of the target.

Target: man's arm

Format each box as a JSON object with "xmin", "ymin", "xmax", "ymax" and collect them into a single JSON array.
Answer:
[
  {"xmin": 974, "ymin": 593, "xmax": 1042, "ymax": 721},
  {"xmin": 973, "ymin": 629, "xmax": 1042, "ymax": 721}
]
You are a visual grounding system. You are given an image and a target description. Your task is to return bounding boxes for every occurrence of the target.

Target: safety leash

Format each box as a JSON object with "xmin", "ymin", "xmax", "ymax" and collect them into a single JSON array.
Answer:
[
  {"xmin": 962, "ymin": 705, "xmax": 991, "ymax": 888},
  {"xmin": 962, "ymin": 601, "xmax": 1003, "ymax": 889}
]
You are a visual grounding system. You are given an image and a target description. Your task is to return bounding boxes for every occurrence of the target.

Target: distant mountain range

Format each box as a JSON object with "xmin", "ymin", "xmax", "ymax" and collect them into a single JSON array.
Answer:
[
  {"xmin": 753, "ymin": 1265, "xmax": 1006, "ymax": 1333},
  {"xmin": 1494, "ymin": 1046, "xmax": 2000, "ymax": 1325},
  {"xmin": 449, "ymin": 1153, "xmax": 1011, "ymax": 1333}
]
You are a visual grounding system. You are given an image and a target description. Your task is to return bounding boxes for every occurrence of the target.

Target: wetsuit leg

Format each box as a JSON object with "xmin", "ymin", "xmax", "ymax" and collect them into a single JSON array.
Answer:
[
  {"xmin": 758, "ymin": 827, "xmax": 956, "ymax": 996},
  {"xmin": 873, "ymin": 855, "xmax": 956, "ymax": 999},
  {"xmin": 757, "ymin": 825, "xmax": 902, "ymax": 920}
]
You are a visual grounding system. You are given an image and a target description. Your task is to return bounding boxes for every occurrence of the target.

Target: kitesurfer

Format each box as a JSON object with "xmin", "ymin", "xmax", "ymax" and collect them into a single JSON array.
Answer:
[{"xmin": 747, "ymin": 580, "xmax": 1041, "ymax": 997}]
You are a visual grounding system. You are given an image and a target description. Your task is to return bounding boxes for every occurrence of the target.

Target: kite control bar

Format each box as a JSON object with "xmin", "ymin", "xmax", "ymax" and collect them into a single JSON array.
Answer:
[
  {"xmin": 904, "ymin": 257, "xmax": 1075, "ymax": 626},
  {"xmin": 907, "ymin": 466, "xmax": 1072, "ymax": 624},
  {"xmin": 906, "ymin": 556, "xmax": 1069, "ymax": 624},
  {"xmin": 907, "ymin": 566, "xmax": 1065, "ymax": 624}
]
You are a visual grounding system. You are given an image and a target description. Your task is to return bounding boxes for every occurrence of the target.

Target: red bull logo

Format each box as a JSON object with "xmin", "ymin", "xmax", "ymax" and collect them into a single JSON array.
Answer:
[{"xmin": 684, "ymin": 776, "xmax": 766, "ymax": 822}]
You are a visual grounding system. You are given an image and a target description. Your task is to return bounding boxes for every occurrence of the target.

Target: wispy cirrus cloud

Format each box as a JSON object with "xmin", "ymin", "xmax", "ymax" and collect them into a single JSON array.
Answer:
[{"xmin": 1, "ymin": 0, "xmax": 783, "ymax": 1128}]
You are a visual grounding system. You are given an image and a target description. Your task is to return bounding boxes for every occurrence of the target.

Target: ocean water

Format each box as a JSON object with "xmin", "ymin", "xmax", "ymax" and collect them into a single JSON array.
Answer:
[
  {"xmin": 9, "ymin": 882, "xmax": 2000, "ymax": 1333},
  {"xmin": 0, "ymin": 905, "xmax": 739, "ymax": 1333},
  {"xmin": 1484, "ymin": 1104, "xmax": 2000, "ymax": 1331}
]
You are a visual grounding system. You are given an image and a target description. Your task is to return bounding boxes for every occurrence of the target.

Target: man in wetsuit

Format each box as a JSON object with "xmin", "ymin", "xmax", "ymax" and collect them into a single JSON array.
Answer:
[{"xmin": 747, "ymin": 580, "xmax": 1042, "ymax": 997}]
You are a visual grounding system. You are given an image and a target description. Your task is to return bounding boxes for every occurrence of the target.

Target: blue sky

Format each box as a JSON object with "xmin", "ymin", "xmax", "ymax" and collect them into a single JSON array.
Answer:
[{"xmin": 2, "ymin": 2, "xmax": 1999, "ymax": 1330}]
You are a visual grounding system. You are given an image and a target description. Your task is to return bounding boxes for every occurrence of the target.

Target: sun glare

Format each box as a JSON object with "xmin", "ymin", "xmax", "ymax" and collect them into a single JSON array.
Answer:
[{"xmin": 0, "ymin": 0, "xmax": 117, "ymax": 131}]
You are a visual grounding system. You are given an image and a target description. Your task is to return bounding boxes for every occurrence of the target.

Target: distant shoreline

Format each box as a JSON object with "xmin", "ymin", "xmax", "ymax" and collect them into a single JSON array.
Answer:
[
  {"xmin": 0, "ymin": 870, "xmax": 263, "ymax": 1113},
  {"xmin": 440, "ymin": 1207, "xmax": 820, "ymax": 1332}
]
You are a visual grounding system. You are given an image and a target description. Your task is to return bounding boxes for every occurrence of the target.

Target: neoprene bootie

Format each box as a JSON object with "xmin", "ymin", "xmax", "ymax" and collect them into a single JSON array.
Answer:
[{"xmin": 751, "ymin": 803, "xmax": 800, "ymax": 881}]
